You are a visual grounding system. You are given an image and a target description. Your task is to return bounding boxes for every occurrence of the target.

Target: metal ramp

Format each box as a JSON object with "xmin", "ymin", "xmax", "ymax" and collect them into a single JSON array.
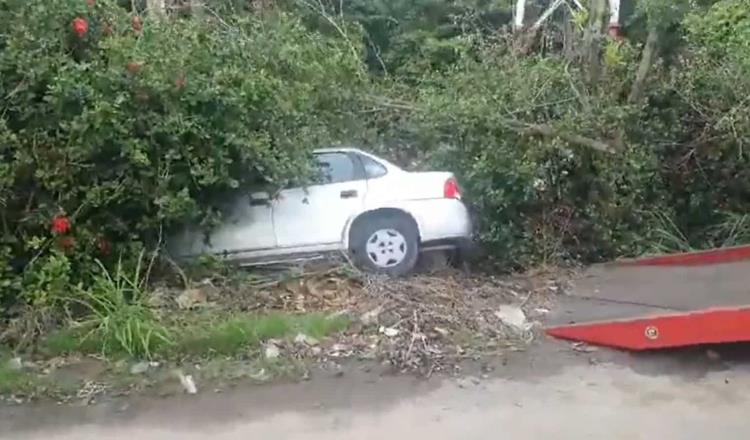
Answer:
[{"xmin": 546, "ymin": 246, "xmax": 750, "ymax": 350}]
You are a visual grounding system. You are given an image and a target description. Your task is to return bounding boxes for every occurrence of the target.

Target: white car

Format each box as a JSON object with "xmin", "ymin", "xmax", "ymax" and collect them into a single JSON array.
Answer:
[{"xmin": 170, "ymin": 148, "xmax": 472, "ymax": 276}]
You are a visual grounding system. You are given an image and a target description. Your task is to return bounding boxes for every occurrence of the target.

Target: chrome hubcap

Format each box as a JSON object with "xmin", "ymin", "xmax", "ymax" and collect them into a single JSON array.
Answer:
[{"xmin": 365, "ymin": 229, "xmax": 407, "ymax": 268}]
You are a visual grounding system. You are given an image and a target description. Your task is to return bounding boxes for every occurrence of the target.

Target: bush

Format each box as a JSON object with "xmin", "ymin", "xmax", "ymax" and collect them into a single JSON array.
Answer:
[
  {"xmin": 0, "ymin": 0, "xmax": 367, "ymax": 316},
  {"xmin": 371, "ymin": 54, "xmax": 670, "ymax": 266}
]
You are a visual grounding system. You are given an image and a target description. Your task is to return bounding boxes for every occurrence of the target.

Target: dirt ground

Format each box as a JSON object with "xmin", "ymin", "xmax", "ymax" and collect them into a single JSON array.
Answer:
[
  {"xmin": 3, "ymin": 338, "xmax": 750, "ymax": 440},
  {"xmin": 4, "ymin": 263, "xmax": 750, "ymax": 439}
]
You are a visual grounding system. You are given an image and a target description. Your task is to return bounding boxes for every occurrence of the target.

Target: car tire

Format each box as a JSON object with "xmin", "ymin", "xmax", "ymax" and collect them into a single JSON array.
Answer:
[{"xmin": 350, "ymin": 214, "xmax": 419, "ymax": 277}]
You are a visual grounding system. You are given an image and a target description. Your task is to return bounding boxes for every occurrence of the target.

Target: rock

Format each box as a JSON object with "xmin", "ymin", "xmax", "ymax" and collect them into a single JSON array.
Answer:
[
  {"xmin": 249, "ymin": 368, "xmax": 270, "ymax": 382},
  {"xmin": 130, "ymin": 361, "xmax": 150, "ymax": 375},
  {"xmin": 176, "ymin": 288, "xmax": 208, "ymax": 310},
  {"xmin": 379, "ymin": 326, "xmax": 399, "ymax": 337},
  {"xmin": 6, "ymin": 357, "xmax": 23, "ymax": 371},
  {"xmin": 294, "ymin": 333, "xmax": 320, "ymax": 346},
  {"xmin": 456, "ymin": 377, "xmax": 477, "ymax": 389},
  {"xmin": 22, "ymin": 360, "xmax": 40, "ymax": 371},
  {"xmin": 328, "ymin": 343, "xmax": 352, "ymax": 358},
  {"xmin": 264, "ymin": 343, "xmax": 280, "ymax": 360},
  {"xmin": 330, "ymin": 363, "xmax": 345, "ymax": 377},
  {"xmin": 433, "ymin": 327, "xmax": 450, "ymax": 337},
  {"xmin": 360, "ymin": 306, "xmax": 384, "ymax": 326},
  {"xmin": 494, "ymin": 305, "xmax": 533, "ymax": 332},
  {"xmin": 175, "ymin": 370, "xmax": 198, "ymax": 394},
  {"xmin": 572, "ymin": 342, "xmax": 598, "ymax": 353}
]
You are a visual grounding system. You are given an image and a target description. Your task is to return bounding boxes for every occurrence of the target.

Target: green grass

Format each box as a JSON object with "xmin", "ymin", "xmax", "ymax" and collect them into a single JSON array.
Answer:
[
  {"xmin": 0, "ymin": 349, "xmax": 39, "ymax": 396},
  {"xmin": 176, "ymin": 312, "xmax": 350, "ymax": 357},
  {"xmin": 43, "ymin": 311, "xmax": 350, "ymax": 359}
]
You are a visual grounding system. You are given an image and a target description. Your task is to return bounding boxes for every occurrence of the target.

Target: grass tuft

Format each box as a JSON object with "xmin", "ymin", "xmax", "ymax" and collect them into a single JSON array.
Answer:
[{"xmin": 176, "ymin": 312, "xmax": 350, "ymax": 357}]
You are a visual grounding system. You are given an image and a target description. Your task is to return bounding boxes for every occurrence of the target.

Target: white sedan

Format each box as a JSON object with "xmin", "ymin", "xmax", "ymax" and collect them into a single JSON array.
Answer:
[{"xmin": 170, "ymin": 148, "xmax": 472, "ymax": 276}]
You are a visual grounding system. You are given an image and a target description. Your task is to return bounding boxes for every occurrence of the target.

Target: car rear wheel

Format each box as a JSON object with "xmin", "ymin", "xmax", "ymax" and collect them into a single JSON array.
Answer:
[{"xmin": 350, "ymin": 214, "xmax": 419, "ymax": 276}]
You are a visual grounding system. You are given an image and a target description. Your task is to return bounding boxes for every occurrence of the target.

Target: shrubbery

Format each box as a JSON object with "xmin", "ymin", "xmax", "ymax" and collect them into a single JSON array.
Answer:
[
  {"xmin": 2, "ymin": 0, "xmax": 750, "ymax": 345},
  {"xmin": 0, "ymin": 0, "xmax": 366, "ymax": 321},
  {"xmin": 367, "ymin": 0, "xmax": 750, "ymax": 266}
]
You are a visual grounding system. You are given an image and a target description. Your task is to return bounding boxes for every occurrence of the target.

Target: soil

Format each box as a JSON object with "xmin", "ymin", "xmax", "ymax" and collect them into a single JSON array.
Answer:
[
  {"xmin": 3, "ymin": 339, "xmax": 750, "ymax": 439},
  {"xmin": 3, "ymin": 263, "xmax": 750, "ymax": 438}
]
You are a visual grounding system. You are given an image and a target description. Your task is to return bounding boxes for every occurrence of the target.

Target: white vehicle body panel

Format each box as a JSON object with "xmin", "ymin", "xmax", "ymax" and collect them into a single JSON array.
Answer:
[
  {"xmin": 169, "ymin": 192, "xmax": 276, "ymax": 257},
  {"xmin": 169, "ymin": 148, "xmax": 472, "ymax": 265},
  {"xmin": 273, "ymin": 180, "xmax": 367, "ymax": 248}
]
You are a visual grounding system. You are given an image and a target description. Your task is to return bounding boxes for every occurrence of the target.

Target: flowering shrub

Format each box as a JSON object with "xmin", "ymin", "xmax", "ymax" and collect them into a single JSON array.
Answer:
[{"xmin": 0, "ymin": 0, "xmax": 367, "ymax": 317}]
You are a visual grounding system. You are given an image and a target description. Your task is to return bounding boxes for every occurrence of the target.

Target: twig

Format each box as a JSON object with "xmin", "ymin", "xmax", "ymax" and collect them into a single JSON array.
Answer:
[
  {"xmin": 296, "ymin": 0, "xmax": 362, "ymax": 73},
  {"xmin": 143, "ymin": 223, "xmax": 164, "ymax": 288},
  {"xmin": 162, "ymin": 253, "xmax": 190, "ymax": 288}
]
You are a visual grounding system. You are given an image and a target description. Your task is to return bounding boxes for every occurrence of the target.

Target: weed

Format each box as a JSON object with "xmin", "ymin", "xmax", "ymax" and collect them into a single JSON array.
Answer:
[
  {"xmin": 644, "ymin": 210, "xmax": 694, "ymax": 254},
  {"xmin": 710, "ymin": 212, "xmax": 750, "ymax": 248},
  {"xmin": 297, "ymin": 313, "xmax": 350, "ymax": 339},
  {"xmin": 176, "ymin": 312, "xmax": 350, "ymax": 357},
  {"xmin": 69, "ymin": 254, "xmax": 172, "ymax": 359},
  {"xmin": 0, "ymin": 350, "xmax": 38, "ymax": 396}
]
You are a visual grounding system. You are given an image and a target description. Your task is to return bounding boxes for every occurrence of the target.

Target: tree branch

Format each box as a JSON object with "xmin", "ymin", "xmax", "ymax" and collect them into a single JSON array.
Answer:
[
  {"xmin": 628, "ymin": 27, "xmax": 660, "ymax": 105},
  {"xmin": 582, "ymin": 0, "xmax": 608, "ymax": 85},
  {"xmin": 363, "ymin": 95, "xmax": 620, "ymax": 154},
  {"xmin": 507, "ymin": 121, "xmax": 619, "ymax": 154}
]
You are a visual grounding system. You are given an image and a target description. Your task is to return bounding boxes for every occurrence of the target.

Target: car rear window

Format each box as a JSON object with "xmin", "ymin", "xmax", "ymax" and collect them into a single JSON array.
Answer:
[{"xmin": 360, "ymin": 155, "xmax": 387, "ymax": 179}]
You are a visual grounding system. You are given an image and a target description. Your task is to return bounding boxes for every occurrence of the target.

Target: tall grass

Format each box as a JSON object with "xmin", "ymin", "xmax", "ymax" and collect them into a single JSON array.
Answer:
[
  {"xmin": 644, "ymin": 210, "xmax": 694, "ymax": 254},
  {"xmin": 71, "ymin": 253, "xmax": 172, "ymax": 359},
  {"xmin": 643, "ymin": 210, "xmax": 750, "ymax": 255},
  {"xmin": 710, "ymin": 212, "xmax": 750, "ymax": 248}
]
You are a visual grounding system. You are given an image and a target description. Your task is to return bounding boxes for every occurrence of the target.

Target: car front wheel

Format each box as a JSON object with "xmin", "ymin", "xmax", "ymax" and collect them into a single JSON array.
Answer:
[{"xmin": 350, "ymin": 215, "xmax": 419, "ymax": 276}]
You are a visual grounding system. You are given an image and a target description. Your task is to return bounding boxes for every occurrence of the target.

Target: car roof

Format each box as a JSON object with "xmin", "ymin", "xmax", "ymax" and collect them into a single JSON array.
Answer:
[
  {"xmin": 313, "ymin": 147, "xmax": 364, "ymax": 154},
  {"xmin": 313, "ymin": 147, "xmax": 403, "ymax": 172}
]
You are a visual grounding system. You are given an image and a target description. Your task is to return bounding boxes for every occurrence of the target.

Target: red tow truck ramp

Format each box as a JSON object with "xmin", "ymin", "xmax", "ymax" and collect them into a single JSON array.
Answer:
[{"xmin": 545, "ymin": 245, "xmax": 750, "ymax": 351}]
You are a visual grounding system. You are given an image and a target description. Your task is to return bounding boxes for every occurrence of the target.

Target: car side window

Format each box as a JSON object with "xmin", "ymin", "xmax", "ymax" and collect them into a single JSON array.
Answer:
[
  {"xmin": 360, "ymin": 155, "xmax": 388, "ymax": 179},
  {"xmin": 314, "ymin": 152, "xmax": 356, "ymax": 184}
]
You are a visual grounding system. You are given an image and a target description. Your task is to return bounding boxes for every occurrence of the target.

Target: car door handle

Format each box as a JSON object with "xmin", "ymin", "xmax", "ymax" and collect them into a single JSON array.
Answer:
[
  {"xmin": 340, "ymin": 189, "xmax": 358, "ymax": 199},
  {"xmin": 249, "ymin": 193, "xmax": 270, "ymax": 206}
]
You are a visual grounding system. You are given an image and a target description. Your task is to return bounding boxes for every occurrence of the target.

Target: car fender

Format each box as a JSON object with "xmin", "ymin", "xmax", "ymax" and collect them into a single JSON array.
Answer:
[{"xmin": 341, "ymin": 203, "xmax": 424, "ymax": 249}]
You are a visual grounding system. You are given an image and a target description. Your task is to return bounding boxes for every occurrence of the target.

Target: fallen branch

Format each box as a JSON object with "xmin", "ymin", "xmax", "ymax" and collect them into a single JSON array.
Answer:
[
  {"xmin": 508, "ymin": 121, "xmax": 620, "ymax": 154},
  {"xmin": 363, "ymin": 95, "xmax": 621, "ymax": 154}
]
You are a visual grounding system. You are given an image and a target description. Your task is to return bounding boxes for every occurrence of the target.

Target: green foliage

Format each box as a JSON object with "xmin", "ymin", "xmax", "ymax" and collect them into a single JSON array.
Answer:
[
  {"xmin": 685, "ymin": 0, "xmax": 750, "ymax": 54},
  {"xmin": 291, "ymin": 0, "xmax": 513, "ymax": 76},
  {"xmin": 176, "ymin": 312, "xmax": 349, "ymax": 357},
  {"xmin": 69, "ymin": 255, "xmax": 172, "ymax": 359},
  {"xmin": 0, "ymin": 0, "xmax": 367, "ymax": 319},
  {"xmin": 4, "ymin": 0, "xmax": 750, "ymax": 352},
  {"xmin": 370, "ymin": 53, "xmax": 667, "ymax": 265}
]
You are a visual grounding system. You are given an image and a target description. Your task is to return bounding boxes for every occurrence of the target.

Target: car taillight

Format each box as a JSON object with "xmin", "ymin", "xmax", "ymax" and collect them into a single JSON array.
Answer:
[{"xmin": 444, "ymin": 177, "xmax": 461, "ymax": 199}]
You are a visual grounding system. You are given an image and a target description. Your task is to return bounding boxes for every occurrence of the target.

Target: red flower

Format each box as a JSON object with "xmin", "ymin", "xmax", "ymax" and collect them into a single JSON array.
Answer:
[
  {"xmin": 72, "ymin": 17, "xmax": 89, "ymax": 38},
  {"xmin": 87, "ymin": 0, "xmax": 96, "ymax": 6},
  {"xmin": 51, "ymin": 215, "xmax": 72, "ymax": 235},
  {"xmin": 131, "ymin": 16, "xmax": 143, "ymax": 33}
]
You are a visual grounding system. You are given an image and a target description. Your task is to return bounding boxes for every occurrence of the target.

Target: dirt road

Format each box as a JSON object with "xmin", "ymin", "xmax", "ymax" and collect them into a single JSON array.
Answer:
[{"xmin": 3, "ymin": 340, "xmax": 749, "ymax": 440}]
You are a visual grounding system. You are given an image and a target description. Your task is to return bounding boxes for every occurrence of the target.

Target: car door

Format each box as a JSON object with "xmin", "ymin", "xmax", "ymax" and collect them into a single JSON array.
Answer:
[
  {"xmin": 272, "ymin": 152, "xmax": 367, "ymax": 249},
  {"xmin": 170, "ymin": 190, "xmax": 276, "ymax": 258}
]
